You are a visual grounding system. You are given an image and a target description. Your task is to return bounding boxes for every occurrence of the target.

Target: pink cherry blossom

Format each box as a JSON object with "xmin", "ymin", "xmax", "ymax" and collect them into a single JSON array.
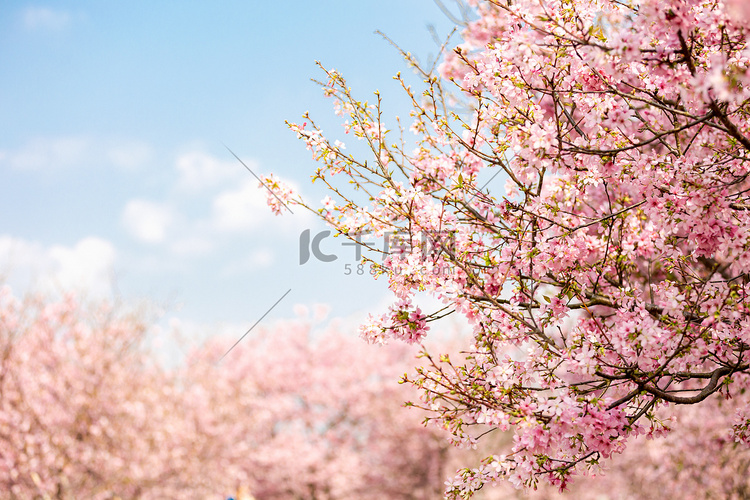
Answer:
[
  {"xmin": 274, "ymin": 0, "xmax": 750, "ymax": 495},
  {"xmin": 0, "ymin": 288, "xmax": 486, "ymax": 499}
]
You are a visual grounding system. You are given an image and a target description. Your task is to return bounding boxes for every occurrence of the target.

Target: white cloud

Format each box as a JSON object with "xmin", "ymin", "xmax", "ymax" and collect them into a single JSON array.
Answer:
[
  {"xmin": 0, "ymin": 236, "xmax": 46, "ymax": 284},
  {"xmin": 247, "ymin": 248, "xmax": 274, "ymax": 268},
  {"xmin": 221, "ymin": 248, "xmax": 275, "ymax": 275},
  {"xmin": 0, "ymin": 235, "xmax": 116, "ymax": 297},
  {"xmin": 48, "ymin": 238, "xmax": 116, "ymax": 295},
  {"xmin": 0, "ymin": 136, "xmax": 152, "ymax": 171},
  {"xmin": 169, "ymin": 236, "xmax": 214, "ymax": 256},
  {"xmin": 106, "ymin": 140, "xmax": 153, "ymax": 170},
  {"xmin": 175, "ymin": 151, "xmax": 245, "ymax": 192},
  {"xmin": 1, "ymin": 136, "xmax": 89, "ymax": 170},
  {"xmin": 122, "ymin": 199, "xmax": 174, "ymax": 243},
  {"xmin": 118, "ymin": 151, "xmax": 314, "ymax": 267},
  {"xmin": 22, "ymin": 7, "xmax": 71, "ymax": 31},
  {"xmin": 211, "ymin": 179, "xmax": 269, "ymax": 232},
  {"xmin": 211, "ymin": 175, "xmax": 313, "ymax": 236}
]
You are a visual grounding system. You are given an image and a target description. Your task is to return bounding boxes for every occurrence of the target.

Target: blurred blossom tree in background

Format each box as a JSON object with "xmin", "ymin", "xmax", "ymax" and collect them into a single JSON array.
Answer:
[
  {"xmin": 267, "ymin": 0, "xmax": 750, "ymax": 496},
  {"xmin": 181, "ymin": 311, "xmax": 455, "ymax": 500},
  {"xmin": 3, "ymin": 283, "xmax": 750, "ymax": 499},
  {"xmin": 0, "ymin": 288, "xmax": 477, "ymax": 499}
]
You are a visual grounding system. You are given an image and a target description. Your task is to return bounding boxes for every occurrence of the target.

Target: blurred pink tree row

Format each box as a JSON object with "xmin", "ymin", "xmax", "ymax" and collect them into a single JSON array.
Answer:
[
  {"xmin": 2, "ymin": 286, "xmax": 750, "ymax": 498},
  {"xmin": 0, "ymin": 287, "xmax": 453, "ymax": 499}
]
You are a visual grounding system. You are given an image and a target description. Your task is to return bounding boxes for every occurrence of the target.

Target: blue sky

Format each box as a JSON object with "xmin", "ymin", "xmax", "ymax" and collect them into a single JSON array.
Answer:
[{"xmin": 0, "ymin": 2, "xmax": 461, "ymax": 344}]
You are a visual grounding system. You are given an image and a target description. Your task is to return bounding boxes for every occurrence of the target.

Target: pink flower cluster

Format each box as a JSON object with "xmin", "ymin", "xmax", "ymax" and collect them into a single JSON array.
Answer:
[
  {"xmin": 360, "ymin": 298, "xmax": 429, "ymax": 345},
  {"xmin": 0, "ymin": 289, "xmax": 465, "ymax": 499},
  {"xmin": 278, "ymin": 0, "xmax": 750, "ymax": 495},
  {"xmin": 260, "ymin": 173, "xmax": 297, "ymax": 215}
]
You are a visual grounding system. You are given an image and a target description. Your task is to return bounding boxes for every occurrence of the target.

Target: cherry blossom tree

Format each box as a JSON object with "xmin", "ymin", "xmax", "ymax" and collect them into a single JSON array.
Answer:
[
  {"xmin": 0, "ymin": 287, "xmax": 211, "ymax": 499},
  {"xmin": 267, "ymin": 0, "xmax": 750, "ymax": 496},
  {"xmin": 512, "ymin": 390, "xmax": 750, "ymax": 500},
  {"xmin": 0, "ymin": 288, "xmax": 464, "ymax": 499},
  {"xmin": 585, "ymin": 393, "xmax": 750, "ymax": 500},
  {"xmin": 181, "ymin": 313, "xmax": 457, "ymax": 500}
]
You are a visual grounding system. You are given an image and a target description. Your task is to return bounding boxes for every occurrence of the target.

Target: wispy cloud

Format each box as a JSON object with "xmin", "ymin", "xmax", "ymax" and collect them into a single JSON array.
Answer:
[
  {"xmin": 168, "ymin": 236, "xmax": 214, "ymax": 257},
  {"xmin": 121, "ymin": 150, "xmax": 312, "ymax": 256},
  {"xmin": 121, "ymin": 199, "xmax": 175, "ymax": 244},
  {"xmin": 0, "ymin": 235, "xmax": 116, "ymax": 297},
  {"xmin": 220, "ymin": 248, "xmax": 275, "ymax": 275},
  {"xmin": 175, "ymin": 151, "xmax": 245, "ymax": 192},
  {"xmin": 48, "ymin": 238, "xmax": 116, "ymax": 294},
  {"xmin": 22, "ymin": 7, "xmax": 72, "ymax": 31},
  {"xmin": 0, "ymin": 136, "xmax": 89, "ymax": 170},
  {"xmin": 106, "ymin": 140, "xmax": 154, "ymax": 170},
  {"xmin": 0, "ymin": 136, "xmax": 153, "ymax": 171},
  {"xmin": 211, "ymin": 179, "xmax": 270, "ymax": 232}
]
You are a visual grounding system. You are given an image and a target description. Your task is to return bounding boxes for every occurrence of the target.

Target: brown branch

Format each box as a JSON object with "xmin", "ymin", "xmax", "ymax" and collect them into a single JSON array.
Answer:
[{"xmin": 643, "ymin": 365, "xmax": 745, "ymax": 404}]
